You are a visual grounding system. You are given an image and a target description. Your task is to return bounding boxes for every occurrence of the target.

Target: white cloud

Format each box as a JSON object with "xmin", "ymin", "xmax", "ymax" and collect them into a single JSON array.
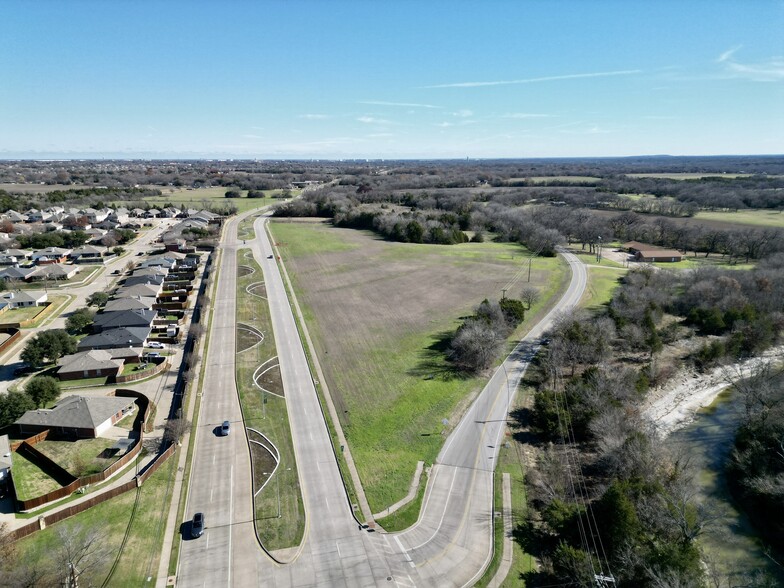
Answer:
[
  {"xmin": 359, "ymin": 100, "xmax": 439, "ymax": 109},
  {"xmin": 717, "ymin": 45, "xmax": 742, "ymax": 63},
  {"xmin": 451, "ymin": 109, "xmax": 473, "ymax": 117},
  {"xmin": 501, "ymin": 113, "xmax": 554, "ymax": 119},
  {"xmin": 715, "ymin": 46, "xmax": 784, "ymax": 82},
  {"xmin": 298, "ymin": 114, "xmax": 330, "ymax": 120},
  {"xmin": 424, "ymin": 69, "xmax": 642, "ymax": 88},
  {"xmin": 357, "ymin": 116, "xmax": 394, "ymax": 124}
]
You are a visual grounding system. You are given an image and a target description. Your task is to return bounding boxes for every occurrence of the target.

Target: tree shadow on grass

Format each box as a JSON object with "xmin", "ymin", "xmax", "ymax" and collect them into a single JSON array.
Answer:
[
  {"xmin": 407, "ymin": 330, "xmax": 466, "ymax": 381},
  {"xmin": 507, "ymin": 406, "xmax": 539, "ymax": 445}
]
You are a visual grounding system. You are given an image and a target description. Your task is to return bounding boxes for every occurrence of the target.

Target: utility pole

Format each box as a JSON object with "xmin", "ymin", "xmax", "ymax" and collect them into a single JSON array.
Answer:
[{"xmin": 501, "ymin": 288, "xmax": 507, "ymax": 300}]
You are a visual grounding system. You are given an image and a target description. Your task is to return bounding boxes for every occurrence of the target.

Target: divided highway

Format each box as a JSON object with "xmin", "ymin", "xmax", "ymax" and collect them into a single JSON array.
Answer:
[{"xmin": 177, "ymin": 212, "xmax": 586, "ymax": 587}]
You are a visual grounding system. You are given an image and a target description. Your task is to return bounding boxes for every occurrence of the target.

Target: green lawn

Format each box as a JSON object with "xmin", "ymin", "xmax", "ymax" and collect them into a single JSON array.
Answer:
[
  {"xmin": 694, "ymin": 209, "xmax": 784, "ymax": 229},
  {"xmin": 13, "ymin": 455, "xmax": 178, "ymax": 586},
  {"xmin": 580, "ymin": 267, "xmax": 626, "ymax": 309},
  {"xmin": 236, "ymin": 251, "xmax": 304, "ymax": 551},
  {"xmin": 35, "ymin": 438, "xmax": 120, "ymax": 477},
  {"xmin": 0, "ymin": 304, "xmax": 46, "ymax": 324},
  {"xmin": 11, "ymin": 451, "xmax": 62, "ymax": 501},
  {"xmin": 269, "ymin": 221, "xmax": 569, "ymax": 511},
  {"xmin": 134, "ymin": 186, "xmax": 295, "ymax": 214}
]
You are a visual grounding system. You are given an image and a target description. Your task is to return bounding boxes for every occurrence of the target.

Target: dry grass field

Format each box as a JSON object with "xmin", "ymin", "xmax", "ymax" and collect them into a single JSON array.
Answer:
[{"xmin": 269, "ymin": 220, "xmax": 568, "ymax": 510}]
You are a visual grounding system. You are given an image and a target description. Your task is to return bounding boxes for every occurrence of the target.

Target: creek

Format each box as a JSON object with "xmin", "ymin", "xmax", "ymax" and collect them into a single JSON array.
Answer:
[{"xmin": 666, "ymin": 389, "xmax": 784, "ymax": 583}]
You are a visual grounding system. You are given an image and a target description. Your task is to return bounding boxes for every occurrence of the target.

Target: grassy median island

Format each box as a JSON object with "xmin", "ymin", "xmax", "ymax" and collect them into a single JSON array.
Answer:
[
  {"xmin": 235, "ymin": 251, "xmax": 304, "ymax": 552},
  {"xmin": 269, "ymin": 220, "xmax": 568, "ymax": 512}
]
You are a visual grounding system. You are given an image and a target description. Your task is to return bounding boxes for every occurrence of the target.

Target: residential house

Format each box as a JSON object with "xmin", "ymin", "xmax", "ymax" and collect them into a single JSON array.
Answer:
[
  {"xmin": 93, "ymin": 309, "xmax": 156, "ymax": 333},
  {"xmin": 31, "ymin": 247, "xmax": 71, "ymax": 265},
  {"xmin": 114, "ymin": 283, "xmax": 162, "ymax": 299},
  {"xmin": 3, "ymin": 210, "xmax": 28, "ymax": 223},
  {"xmin": 103, "ymin": 296, "xmax": 156, "ymax": 312},
  {"xmin": 3, "ymin": 249, "xmax": 32, "ymax": 262},
  {"xmin": 0, "ymin": 266, "xmax": 37, "ymax": 282},
  {"xmin": 130, "ymin": 208, "xmax": 146, "ymax": 218},
  {"xmin": 77, "ymin": 326, "xmax": 151, "ymax": 350},
  {"xmin": 15, "ymin": 395, "xmax": 136, "ymax": 438},
  {"xmin": 124, "ymin": 274, "xmax": 165, "ymax": 288},
  {"xmin": 30, "ymin": 264, "xmax": 80, "ymax": 281},
  {"xmin": 1, "ymin": 290, "xmax": 47, "ymax": 307},
  {"xmin": 56, "ymin": 349, "xmax": 124, "ymax": 381},
  {"xmin": 146, "ymin": 208, "xmax": 161, "ymax": 218},
  {"xmin": 69, "ymin": 245, "xmax": 104, "ymax": 263}
]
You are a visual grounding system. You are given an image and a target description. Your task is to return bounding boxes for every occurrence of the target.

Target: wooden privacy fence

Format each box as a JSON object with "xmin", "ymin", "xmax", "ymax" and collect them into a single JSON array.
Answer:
[{"xmin": 0, "ymin": 327, "xmax": 20, "ymax": 354}]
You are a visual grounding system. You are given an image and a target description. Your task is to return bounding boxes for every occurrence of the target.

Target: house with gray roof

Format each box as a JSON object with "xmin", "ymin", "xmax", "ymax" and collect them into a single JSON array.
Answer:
[
  {"xmin": 123, "ymin": 274, "xmax": 165, "ymax": 288},
  {"xmin": 31, "ymin": 247, "xmax": 71, "ymax": 265},
  {"xmin": 56, "ymin": 349, "xmax": 124, "ymax": 381},
  {"xmin": 77, "ymin": 326, "xmax": 151, "ymax": 350},
  {"xmin": 93, "ymin": 309, "xmax": 156, "ymax": 332},
  {"xmin": 30, "ymin": 263, "xmax": 79, "ymax": 281},
  {"xmin": 1, "ymin": 290, "xmax": 47, "ymax": 307},
  {"xmin": 68, "ymin": 245, "xmax": 104, "ymax": 262},
  {"xmin": 15, "ymin": 395, "xmax": 136, "ymax": 438},
  {"xmin": 115, "ymin": 283, "xmax": 162, "ymax": 299},
  {"xmin": 103, "ymin": 296, "xmax": 156, "ymax": 312},
  {"xmin": 0, "ymin": 266, "xmax": 37, "ymax": 282}
]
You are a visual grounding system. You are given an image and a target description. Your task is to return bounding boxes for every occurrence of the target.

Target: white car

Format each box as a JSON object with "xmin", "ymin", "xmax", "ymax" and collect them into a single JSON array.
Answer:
[{"xmin": 147, "ymin": 341, "xmax": 165, "ymax": 349}]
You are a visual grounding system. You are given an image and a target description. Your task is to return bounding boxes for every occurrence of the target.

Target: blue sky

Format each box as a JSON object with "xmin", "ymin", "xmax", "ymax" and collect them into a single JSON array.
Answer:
[{"xmin": 2, "ymin": 1, "xmax": 783, "ymax": 159}]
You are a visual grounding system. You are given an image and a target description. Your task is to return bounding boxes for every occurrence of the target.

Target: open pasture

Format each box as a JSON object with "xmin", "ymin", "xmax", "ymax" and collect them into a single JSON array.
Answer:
[{"xmin": 269, "ymin": 220, "xmax": 568, "ymax": 510}]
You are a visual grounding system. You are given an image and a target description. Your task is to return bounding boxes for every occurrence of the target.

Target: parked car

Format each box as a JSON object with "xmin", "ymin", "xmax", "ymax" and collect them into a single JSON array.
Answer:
[
  {"xmin": 144, "ymin": 352, "xmax": 162, "ymax": 359},
  {"xmin": 191, "ymin": 512, "xmax": 204, "ymax": 538},
  {"xmin": 267, "ymin": 254, "xmax": 273, "ymax": 259},
  {"xmin": 221, "ymin": 420, "xmax": 231, "ymax": 436},
  {"xmin": 147, "ymin": 341, "xmax": 165, "ymax": 349}
]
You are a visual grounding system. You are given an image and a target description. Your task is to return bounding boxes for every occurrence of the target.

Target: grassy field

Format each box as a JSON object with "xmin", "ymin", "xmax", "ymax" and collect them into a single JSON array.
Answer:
[
  {"xmin": 508, "ymin": 176, "xmax": 601, "ymax": 184},
  {"xmin": 269, "ymin": 220, "xmax": 568, "ymax": 511},
  {"xmin": 625, "ymin": 173, "xmax": 758, "ymax": 179},
  {"xmin": 580, "ymin": 267, "xmax": 626, "ymax": 309},
  {"xmin": 135, "ymin": 186, "xmax": 293, "ymax": 214},
  {"xmin": 13, "ymin": 455, "xmax": 178, "ymax": 586},
  {"xmin": 35, "ymin": 438, "xmax": 119, "ymax": 477},
  {"xmin": 694, "ymin": 209, "xmax": 784, "ymax": 229},
  {"xmin": 235, "ymin": 250, "xmax": 304, "ymax": 551},
  {"xmin": 11, "ymin": 451, "xmax": 62, "ymax": 500}
]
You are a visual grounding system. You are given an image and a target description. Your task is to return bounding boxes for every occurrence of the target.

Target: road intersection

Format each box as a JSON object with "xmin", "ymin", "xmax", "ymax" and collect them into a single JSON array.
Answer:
[{"xmin": 178, "ymin": 211, "xmax": 586, "ymax": 587}]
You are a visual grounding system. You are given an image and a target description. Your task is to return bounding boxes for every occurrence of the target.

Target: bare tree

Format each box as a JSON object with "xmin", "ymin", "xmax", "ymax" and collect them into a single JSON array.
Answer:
[
  {"xmin": 520, "ymin": 286, "xmax": 540, "ymax": 310},
  {"xmin": 56, "ymin": 523, "xmax": 112, "ymax": 586},
  {"xmin": 163, "ymin": 417, "xmax": 192, "ymax": 447}
]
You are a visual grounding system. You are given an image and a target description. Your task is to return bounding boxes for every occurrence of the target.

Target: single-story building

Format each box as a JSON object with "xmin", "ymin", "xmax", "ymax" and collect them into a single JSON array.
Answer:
[
  {"xmin": 31, "ymin": 247, "xmax": 71, "ymax": 265},
  {"xmin": 0, "ymin": 266, "xmax": 37, "ymax": 282},
  {"xmin": 69, "ymin": 245, "xmax": 104, "ymax": 262},
  {"xmin": 77, "ymin": 326, "xmax": 151, "ymax": 350},
  {"xmin": 103, "ymin": 296, "xmax": 156, "ymax": 313},
  {"xmin": 114, "ymin": 283, "xmax": 162, "ymax": 299},
  {"xmin": 93, "ymin": 309, "xmax": 156, "ymax": 332},
  {"xmin": 1, "ymin": 290, "xmax": 48, "ymax": 308},
  {"xmin": 30, "ymin": 263, "xmax": 80, "ymax": 281},
  {"xmin": 634, "ymin": 248, "xmax": 683, "ymax": 263},
  {"xmin": 56, "ymin": 349, "xmax": 125, "ymax": 381},
  {"xmin": 15, "ymin": 395, "xmax": 136, "ymax": 438}
]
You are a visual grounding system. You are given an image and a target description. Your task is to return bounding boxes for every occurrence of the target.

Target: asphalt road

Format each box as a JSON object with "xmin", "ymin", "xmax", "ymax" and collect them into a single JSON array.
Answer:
[{"xmin": 177, "ymin": 214, "xmax": 587, "ymax": 588}]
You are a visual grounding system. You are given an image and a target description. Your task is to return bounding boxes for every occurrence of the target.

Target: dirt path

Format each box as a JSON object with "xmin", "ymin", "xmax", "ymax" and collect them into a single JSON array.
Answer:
[{"xmin": 642, "ymin": 344, "xmax": 784, "ymax": 436}]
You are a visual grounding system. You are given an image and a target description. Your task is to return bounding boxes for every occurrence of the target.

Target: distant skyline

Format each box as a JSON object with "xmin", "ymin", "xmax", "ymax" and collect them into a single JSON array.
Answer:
[{"xmin": 2, "ymin": 1, "xmax": 783, "ymax": 159}]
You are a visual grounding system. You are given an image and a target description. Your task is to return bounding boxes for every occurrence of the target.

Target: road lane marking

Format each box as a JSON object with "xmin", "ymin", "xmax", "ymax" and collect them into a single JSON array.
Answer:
[
  {"xmin": 228, "ymin": 463, "xmax": 233, "ymax": 588},
  {"xmin": 408, "ymin": 468, "xmax": 458, "ymax": 551},
  {"xmin": 394, "ymin": 536, "xmax": 416, "ymax": 569},
  {"xmin": 336, "ymin": 541, "xmax": 342, "ymax": 557}
]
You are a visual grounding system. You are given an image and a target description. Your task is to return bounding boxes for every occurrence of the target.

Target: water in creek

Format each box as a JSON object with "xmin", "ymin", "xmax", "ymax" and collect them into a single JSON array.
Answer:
[{"xmin": 666, "ymin": 389, "xmax": 784, "ymax": 584}]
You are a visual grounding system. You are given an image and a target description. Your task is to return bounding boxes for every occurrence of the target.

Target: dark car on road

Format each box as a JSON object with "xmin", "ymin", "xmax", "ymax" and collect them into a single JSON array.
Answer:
[
  {"xmin": 191, "ymin": 512, "xmax": 204, "ymax": 538},
  {"xmin": 221, "ymin": 420, "xmax": 231, "ymax": 436}
]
